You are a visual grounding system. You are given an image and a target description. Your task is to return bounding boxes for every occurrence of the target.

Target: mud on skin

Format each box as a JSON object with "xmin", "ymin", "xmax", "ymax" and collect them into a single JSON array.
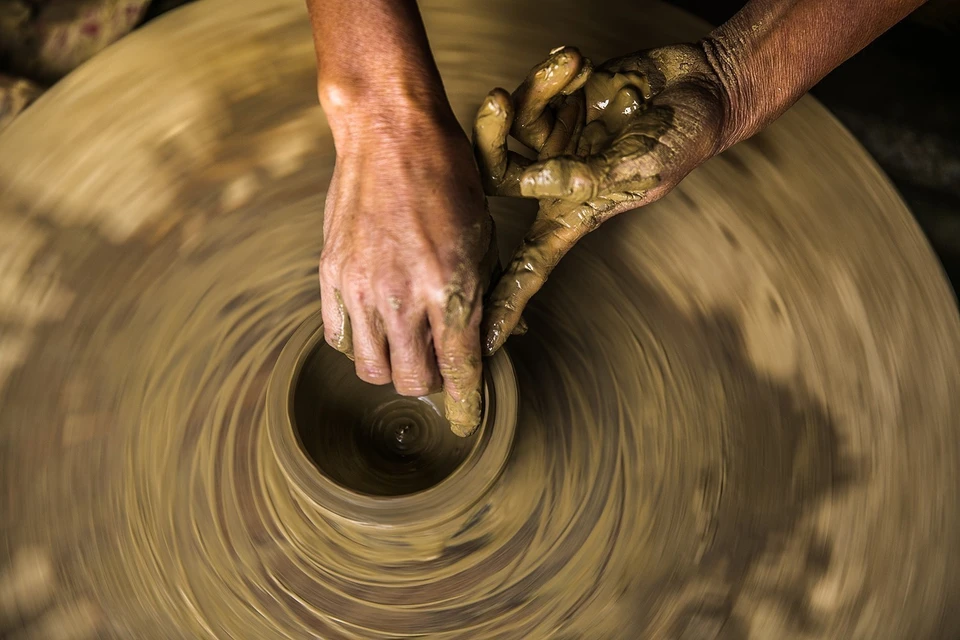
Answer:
[{"xmin": 474, "ymin": 43, "xmax": 729, "ymax": 355}]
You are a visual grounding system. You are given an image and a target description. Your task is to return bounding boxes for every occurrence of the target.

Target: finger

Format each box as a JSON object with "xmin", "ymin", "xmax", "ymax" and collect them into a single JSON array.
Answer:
[
  {"xmin": 320, "ymin": 282, "xmax": 354, "ymax": 361},
  {"xmin": 519, "ymin": 156, "xmax": 603, "ymax": 202},
  {"xmin": 520, "ymin": 125, "xmax": 665, "ymax": 204},
  {"xmin": 341, "ymin": 288, "xmax": 391, "ymax": 385},
  {"xmin": 429, "ymin": 285, "xmax": 483, "ymax": 437},
  {"xmin": 473, "ymin": 89, "xmax": 530, "ymax": 197},
  {"xmin": 538, "ymin": 93, "xmax": 585, "ymax": 159},
  {"xmin": 483, "ymin": 219, "xmax": 583, "ymax": 355},
  {"xmin": 511, "ymin": 46, "xmax": 586, "ymax": 151},
  {"xmin": 583, "ymin": 69, "xmax": 651, "ymax": 122},
  {"xmin": 482, "ymin": 251, "xmax": 528, "ymax": 337},
  {"xmin": 561, "ymin": 56, "xmax": 594, "ymax": 96},
  {"xmin": 380, "ymin": 303, "xmax": 440, "ymax": 396},
  {"xmin": 597, "ymin": 85, "xmax": 644, "ymax": 135}
]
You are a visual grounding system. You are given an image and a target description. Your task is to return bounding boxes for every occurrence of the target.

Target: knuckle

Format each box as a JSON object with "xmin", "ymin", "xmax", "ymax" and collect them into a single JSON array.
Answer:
[
  {"xmin": 355, "ymin": 360, "xmax": 390, "ymax": 384},
  {"xmin": 374, "ymin": 275, "xmax": 411, "ymax": 316},
  {"xmin": 339, "ymin": 261, "xmax": 367, "ymax": 287},
  {"xmin": 568, "ymin": 171, "xmax": 598, "ymax": 201},
  {"xmin": 442, "ymin": 288, "xmax": 470, "ymax": 321},
  {"xmin": 436, "ymin": 281, "xmax": 482, "ymax": 326},
  {"xmin": 437, "ymin": 351, "xmax": 480, "ymax": 380},
  {"xmin": 318, "ymin": 255, "xmax": 339, "ymax": 283},
  {"xmin": 393, "ymin": 374, "xmax": 434, "ymax": 397}
]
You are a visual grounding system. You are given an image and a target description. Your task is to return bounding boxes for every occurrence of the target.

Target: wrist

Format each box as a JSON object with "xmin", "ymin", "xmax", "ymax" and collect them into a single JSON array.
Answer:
[
  {"xmin": 700, "ymin": 19, "xmax": 812, "ymax": 152},
  {"xmin": 698, "ymin": 34, "xmax": 753, "ymax": 154},
  {"xmin": 318, "ymin": 77, "xmax": 460, "ymax": 146}
]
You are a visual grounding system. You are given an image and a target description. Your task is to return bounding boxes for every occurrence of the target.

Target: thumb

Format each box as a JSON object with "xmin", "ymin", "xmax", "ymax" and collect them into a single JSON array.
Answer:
[{"xmin": 482, "ymin": 217, "xmax": 585, "ymax": 355}]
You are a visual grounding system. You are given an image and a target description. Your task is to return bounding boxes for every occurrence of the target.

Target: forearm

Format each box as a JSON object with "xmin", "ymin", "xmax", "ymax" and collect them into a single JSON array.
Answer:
[
  {"xmin": 305, "ymin": 0, "xmax": 454, "ymax": 142},
  {"xmin": 703, "ymin": 0, "xmax": 927, "ymax": 150}
]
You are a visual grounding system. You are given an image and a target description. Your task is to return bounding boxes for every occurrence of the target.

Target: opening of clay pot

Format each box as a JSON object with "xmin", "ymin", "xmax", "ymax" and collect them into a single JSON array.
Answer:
[
  {"xmin": 267, "ymin": 311, "xmax": 517, "ymax": 529},
  {"xmin": 292, "ymin": 339, "xmax": 481, "ymax": 497}
]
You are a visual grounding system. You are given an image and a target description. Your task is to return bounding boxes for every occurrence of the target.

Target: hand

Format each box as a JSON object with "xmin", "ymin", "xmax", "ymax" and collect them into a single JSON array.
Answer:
[
  {"xmin": 320, "ymin": 115, "xmax": 497, "ymax": 437},
  {"xmin": 0, "ymin": 547, "xmax": 101, "ymax": 639},
  {"xmin": 474, "ymin": 44, "xmax": 728, "ymax": 354}
]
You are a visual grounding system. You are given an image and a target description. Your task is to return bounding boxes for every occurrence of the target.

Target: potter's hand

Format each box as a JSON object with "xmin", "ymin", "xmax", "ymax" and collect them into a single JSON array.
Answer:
[
  {"xmin": 0, "ymin": 547, "xmax": 101, "ymax": 639},
  {"xmin": 309, "ymin": 0, "xmax": 496, "ymax": 436},
  {"xmin": 475, "ymin": 45, "xmax": 725, "ymax": 353},
  {"xmin": 320, "ymin": 117, "xmax": 495, "ymax": 436},
  {"xmin": 476, "ymin": 0, "xmax": 928, "ymax": 353}
]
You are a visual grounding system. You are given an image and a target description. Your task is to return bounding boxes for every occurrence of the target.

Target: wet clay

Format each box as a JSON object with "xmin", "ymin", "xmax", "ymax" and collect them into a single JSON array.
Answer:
[{"xmin": 1, "ymin": 0, "xmax": 960, "ymax": 638}]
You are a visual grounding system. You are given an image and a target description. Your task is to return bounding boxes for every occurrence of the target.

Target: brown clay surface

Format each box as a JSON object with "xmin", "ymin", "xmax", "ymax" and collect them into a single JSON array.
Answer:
[{"xmin": 1, "ymin": 0, "xmax": 959, "ymax": 638}]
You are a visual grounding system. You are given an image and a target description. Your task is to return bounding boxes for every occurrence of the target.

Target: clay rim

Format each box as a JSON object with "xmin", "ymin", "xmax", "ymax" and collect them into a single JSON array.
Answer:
[{"xmin": 266, "ymin": 310, "xmax": 518, "ymax": 529}]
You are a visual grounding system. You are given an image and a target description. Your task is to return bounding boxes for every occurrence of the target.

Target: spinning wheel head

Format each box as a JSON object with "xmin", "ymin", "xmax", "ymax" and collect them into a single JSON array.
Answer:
[{"xmin": 0, "ymin": 0, "xmax": 959, "ymax": 636}]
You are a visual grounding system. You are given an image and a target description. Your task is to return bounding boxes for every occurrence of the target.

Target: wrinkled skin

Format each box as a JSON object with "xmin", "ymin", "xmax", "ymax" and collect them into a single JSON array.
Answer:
[
  {"xmin": 320, "ymin": 119, "xmax": 498, "ymax": 436},
  {"xmin": 474, "ymin": 44, "xmax": 728, "ymax": 354},
  {"xmin": 0, "ymin": 548, "xmax": 101, "ymax": 639}
]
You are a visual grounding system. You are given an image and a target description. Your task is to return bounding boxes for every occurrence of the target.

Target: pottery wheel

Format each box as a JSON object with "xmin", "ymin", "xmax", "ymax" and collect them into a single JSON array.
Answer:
[{"xmin": 1, "ymin": 0, "xmax": 959, "ymax": 637}]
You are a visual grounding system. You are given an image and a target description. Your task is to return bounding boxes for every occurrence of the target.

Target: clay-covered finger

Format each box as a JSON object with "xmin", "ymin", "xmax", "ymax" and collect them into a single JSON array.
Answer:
[
  {"xmin": 511, "ymin": 46, "xmax": 585, "ymax": 150},
  {"xmin": 429, "ymin": 291, "xmax": 483, "ymax": 437},
  {"xmin": 483, "ymin": 220, "xmax": 582, "ymax": 355},
  {"xmin": 597, "ymin": 85, "xmax": 644, "ymax": 134},
  {"xmin": 538, "ymin": 93, "xmax": 585, "ymax": 159},
  {"xmin": 381, "ymin": 307, "xmax": 440, "ymax": 396},
  {"xmin": 518, "ymin": 157, "xmax": 603, "ymax": 202},
  {"xmin": 472, "ymin": 89, "xmax": 530, "ymax": 196},
  {"xmin": 583, "ymin": 69, "xmax": 651, "ymax": 122},
  {"xmin": 560, "ymin": 56, "xmax": 594, "ymax": 96},
  {"xmin": 434, "ymin": 329, "xmax": 483, "ymax": 437},
  {"xmin": 320, "ymin": 284, "xmax": 354, "ymax": 360}
]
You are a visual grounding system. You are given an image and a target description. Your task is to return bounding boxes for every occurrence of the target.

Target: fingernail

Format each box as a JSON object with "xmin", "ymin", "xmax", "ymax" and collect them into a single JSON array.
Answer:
[
  {"xmin": 537, "ymin": 49, "xmax": 575, "ymax": 80},
  {"xmin": 450, "ymin": 420, "xmax": 479, "ymax": 438},
  {"xmin": 483, "ymin": 93, "xmax": 503, "ymax": 117},
  {"xmin": 550, "ymin": 45, "xmax": 567, "ymax": 55}
]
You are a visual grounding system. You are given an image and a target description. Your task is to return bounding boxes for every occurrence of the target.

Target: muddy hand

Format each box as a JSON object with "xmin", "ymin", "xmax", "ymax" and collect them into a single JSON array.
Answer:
[
  {"xmin": 474, "ymin": 44, "xmax": 728, "ymax": 354},
  {"xmin": 0, "ymin": 547, "xmax": 101, "ymax": 639},
  {"xmin": 320, "ymin": 118, "xmax": 496, "ymax": 437}
]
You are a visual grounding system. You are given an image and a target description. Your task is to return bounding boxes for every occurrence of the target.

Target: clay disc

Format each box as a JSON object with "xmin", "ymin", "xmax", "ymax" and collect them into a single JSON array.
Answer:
[{"xmin": 1, "ymin": 0, "xmax": 959, "ymax": 638}]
